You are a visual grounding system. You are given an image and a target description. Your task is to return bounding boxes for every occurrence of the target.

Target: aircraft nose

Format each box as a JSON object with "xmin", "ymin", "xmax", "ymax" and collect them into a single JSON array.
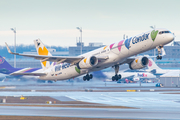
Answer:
[{"xmin": 169, "ymin": 33, "xmax": 175, "ymax": 42}]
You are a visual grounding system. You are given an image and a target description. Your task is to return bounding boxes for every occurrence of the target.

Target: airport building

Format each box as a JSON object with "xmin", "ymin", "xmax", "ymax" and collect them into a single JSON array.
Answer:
[
  {"xmin": 69, "ymin": 41, "xmax": 104, "ymax": 56},
  {"xmin": 140, "ymin": 41, "xmax": 180, "ymax": 68},
  {"xmin": 160, "ymin": 71, "xmax": 180, "ymax": 87}
]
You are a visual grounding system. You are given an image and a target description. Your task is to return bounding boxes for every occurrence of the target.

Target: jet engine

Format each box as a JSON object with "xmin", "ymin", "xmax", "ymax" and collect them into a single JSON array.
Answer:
[
  {"xmin": 129, "ymin": 56, "xmax": 149, "ymax": 70},
  {"xmin": 77, "ymin": 56, "xmax": 98, "ymax": 69}
]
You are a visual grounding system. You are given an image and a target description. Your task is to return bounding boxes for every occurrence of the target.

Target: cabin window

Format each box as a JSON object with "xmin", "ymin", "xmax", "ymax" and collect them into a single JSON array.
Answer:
[
  {"xmin": 159, "ymin": 31, "xmax": 171, "ymax": 34},
  {"xmin": 101, "ymin": 50, "xmax": 106, "ymax": 53},
  {"xmin": 62, "ymin": 63, "xmax": 70, "ymax": 69},
  {"xmin": 55, "ymin": 65, "xmax": 61, "ymax": 72}
]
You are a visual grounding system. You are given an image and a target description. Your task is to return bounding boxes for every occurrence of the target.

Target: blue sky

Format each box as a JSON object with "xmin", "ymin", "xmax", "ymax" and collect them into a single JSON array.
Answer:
[{"xmin": 0, "ymin": 0, "xmax": 180, "ymax": 47}]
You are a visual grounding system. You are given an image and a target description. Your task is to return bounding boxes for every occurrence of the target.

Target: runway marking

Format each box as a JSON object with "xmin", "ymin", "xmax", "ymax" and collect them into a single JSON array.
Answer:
[
  {"xmin": 0, "ymin": 104, "xmax": 137, "ymax": 109},
  {"xmin": 127, "ymin": 90, "xmax": 136, "ymax": 92},
  {"xmin": 0, "ymin": 87, "xmax": 5, "ymax": 89},
  {"xmin": 0, "ymin": 86, "xmax": 16, "ymax": 89}
]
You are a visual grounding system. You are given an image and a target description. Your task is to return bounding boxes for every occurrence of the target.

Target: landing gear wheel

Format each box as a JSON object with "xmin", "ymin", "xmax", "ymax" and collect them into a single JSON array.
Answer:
[
  {"xmin": 115, "ymin": 75, "xmax": 119, "ymax": 81},
  {"xmin": 83, "ymin": 73, "xmax": 93, "ymax": 81},
  {"xmin": 156, "ymin": 45, "xmax": 163, "ymax": 60},
  {"xmin": 112, "ymin": 76, "xmax": 115, "ymax": 81},
  {"xmin": 118, "ymin": 74, "xmax": 121, "ymax": 79},
  {"xmin": 83, "ymin": 76, "xmax": 86, "ymax": 81},
  {"xmin": 157, "ymin": 56, "xmax": 162, "ymax": 60},
  {"xmin": 112, "ymin": 74, "xmax": 122, "ymax": 81},
  {"xmin": 112, "ymin": 65, "xmax": 122, "ymax": 82},
  {"xmin": 89, "ymin": 74, "xmax": 93, "ymax": 79}
]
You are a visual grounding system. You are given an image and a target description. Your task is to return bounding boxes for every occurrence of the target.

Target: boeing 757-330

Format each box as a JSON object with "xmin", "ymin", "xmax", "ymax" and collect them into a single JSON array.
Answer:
[{"xmin": 5, "ymin": 28, "xmax": 174, "ymax": 81}]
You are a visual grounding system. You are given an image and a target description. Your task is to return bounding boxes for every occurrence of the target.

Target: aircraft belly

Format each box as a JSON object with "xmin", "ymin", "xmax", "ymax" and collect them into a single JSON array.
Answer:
[{"xmin": 55, "ymin": 66, "xmax": 87, "ymax": 80}]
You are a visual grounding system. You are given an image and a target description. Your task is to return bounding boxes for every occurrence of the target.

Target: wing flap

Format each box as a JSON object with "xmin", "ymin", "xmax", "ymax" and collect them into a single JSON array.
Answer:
[
  {"xmin": 10, "ymin": 72, "xmax": 47, "ymax": 76},
  {"xmin": 97, "ymin": 56, "xmax": 109, "ymax": 60}
]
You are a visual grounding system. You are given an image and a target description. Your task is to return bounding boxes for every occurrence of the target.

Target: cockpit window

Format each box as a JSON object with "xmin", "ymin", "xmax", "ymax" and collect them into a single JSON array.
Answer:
[{"xmin": 159, "ymin": 31, "xmax": 171, "ymax": 34}]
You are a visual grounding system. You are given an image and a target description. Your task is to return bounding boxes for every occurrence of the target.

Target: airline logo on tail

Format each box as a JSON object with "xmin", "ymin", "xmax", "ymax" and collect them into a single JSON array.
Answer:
[
  {"xmin": 148, "ymin": 59, "xmax": 152, "ymax": 67},
  {"xmin": 0, "ymin": 57, "xmax": 4, "ymax": 64},
  {"xmin": 38, "ymin": 46, "xmax": 48, "ymax": 67},
  {"xmin": 36, "ymin": 41, "xmax": 49, "ymax": 67}
]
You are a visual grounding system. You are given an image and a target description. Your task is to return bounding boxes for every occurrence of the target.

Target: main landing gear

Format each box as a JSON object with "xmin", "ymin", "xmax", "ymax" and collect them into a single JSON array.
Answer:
[
  {"xmin": 112, "ymin": 74, "xmax": 121, "ymax": 81},
  {"xmin": 156, "ymin": 45, "xmax": 163, "ymax": 60},
  {"xmin": 83, "ymin": 74, "xmax": 93, "ymax": 81},
  {"xmin": 112, "ymin": 65, "xmax": 122, "ymax": 81}
]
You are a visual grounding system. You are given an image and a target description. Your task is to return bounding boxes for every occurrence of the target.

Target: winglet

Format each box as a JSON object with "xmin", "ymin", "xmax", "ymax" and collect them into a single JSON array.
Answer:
[
  {"xmin": 5, "ymin": 42, "xmax": 13, "ymax": 54},
  {"xmin": 5, "ymin": 42, "xmax": 19, "ymax": 55}
]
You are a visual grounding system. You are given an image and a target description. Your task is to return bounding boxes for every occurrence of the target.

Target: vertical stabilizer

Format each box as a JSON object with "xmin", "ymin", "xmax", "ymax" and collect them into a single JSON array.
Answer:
[
  {"xmin": 0, "ymin": 56, "xmax": 19, "ymax": 74},
  {"xmin": 147, "ymin": 58, "xmax": 161, "ymax": 71},
  {"xmin": 0, "ymin": 56, "xmax": 13, "ymax": 69},
  {"xmin": 34, "ymin": 39, "xmax": 52, "ymax": 70}
]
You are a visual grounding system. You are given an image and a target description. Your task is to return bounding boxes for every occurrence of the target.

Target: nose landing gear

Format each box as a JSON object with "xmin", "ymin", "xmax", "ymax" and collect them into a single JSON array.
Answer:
[
  {"xmin": 83, "ymin": 74, "xmax": 93, "ymax": 81},
  {"xmin": 156, "ymin": 45, "xmax": 163, "ymax": 60},
  {"xmin": 156, "ymin": 55, "xmax": 162, "ymax": 60}
]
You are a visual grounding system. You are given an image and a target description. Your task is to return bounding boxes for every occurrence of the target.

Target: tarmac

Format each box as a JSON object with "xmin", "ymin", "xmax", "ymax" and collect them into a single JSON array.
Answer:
[{"xmin": 0, "ymin": 80, "xmax": 180, "ymax": 119}]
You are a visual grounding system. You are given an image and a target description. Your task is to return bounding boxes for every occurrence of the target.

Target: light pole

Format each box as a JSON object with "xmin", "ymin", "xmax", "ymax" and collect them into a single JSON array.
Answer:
[
  {"xmin": 11, "ymin": 28, "xmax": 16, "ymax": 68},
  {"xmin": 76, "ymin": 27, "xmax": 82, "ymax": 55}
]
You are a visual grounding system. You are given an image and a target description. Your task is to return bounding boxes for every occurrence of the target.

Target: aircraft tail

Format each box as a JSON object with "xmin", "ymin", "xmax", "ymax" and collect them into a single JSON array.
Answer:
[
  {"xmin": 0, "ymin": 56, "xmax": 18, "ymax": 74},
  {"xmin": 147, "ymin": 58, "xmax": 162, "ymax": 71},
  {"xmin": 34, "ymin": 39, "xmax": 52, "ymax": 70}
]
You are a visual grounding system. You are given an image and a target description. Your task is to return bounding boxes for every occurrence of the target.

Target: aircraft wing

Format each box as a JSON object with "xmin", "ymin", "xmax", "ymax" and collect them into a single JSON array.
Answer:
[
  {"xmin": 5, "ymin": 43, "xmax": 108, "ymax": 64},
  {"xmin": 120, "ymin": 58, "xmax": 134, "ymax": 65},
  {"xmin": 5, "ymin": 42, "xmax": 84, "ymax": 64},
  {"xmin": 10, "ymin": 72, "xmax": 47, "ymax": 76}
]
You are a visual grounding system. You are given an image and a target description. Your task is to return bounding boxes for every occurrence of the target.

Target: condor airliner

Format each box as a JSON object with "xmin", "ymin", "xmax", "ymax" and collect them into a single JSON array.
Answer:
[{"xmin": 5, "ymin": 28, "xmax": 174, "ymax": 81}]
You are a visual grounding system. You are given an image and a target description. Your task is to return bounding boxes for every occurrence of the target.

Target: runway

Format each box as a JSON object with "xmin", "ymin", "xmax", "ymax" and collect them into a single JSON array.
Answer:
[
  {"xmin": 0, "ymin": 106, "xmax": 179, "ymax": 119},
  {"xmin": 0, "ymin": 81, "xmax": 180, "ymax": 119}
]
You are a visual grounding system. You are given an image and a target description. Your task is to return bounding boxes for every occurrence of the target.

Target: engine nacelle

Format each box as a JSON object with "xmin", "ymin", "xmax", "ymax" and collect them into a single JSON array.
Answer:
[
  {"xmin": 129, "ymin": 56, "xmax": 149, "ymax": 70},
  {"xmin": 77, "ymin": 56, "xmax": 98, "ymax": 69}
]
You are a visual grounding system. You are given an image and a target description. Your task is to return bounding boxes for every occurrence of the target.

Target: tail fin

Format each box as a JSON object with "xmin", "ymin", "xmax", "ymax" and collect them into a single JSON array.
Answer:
[
  {"xmin": 34, "ymin": 39, "xmax": 52, "ymax": 70},
  {"xmin": 0, "ymin": 56, "xmax": 15, "ymax": 74},
  {"xmin": 0, "ymin": 56, "xmax": 13, "ymax": 69},
  {"xmin": 147, "ymin": 58, "xmax": 161, "ymax": 71}
]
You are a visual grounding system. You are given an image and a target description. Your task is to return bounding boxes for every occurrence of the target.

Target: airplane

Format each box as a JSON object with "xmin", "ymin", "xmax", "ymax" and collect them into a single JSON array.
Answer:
[
  {"xmin": 0, "ymin": 55, "xmax": 105, "ymax": 82},
  {"xmin": 5, "ymin": 28, "xmax": 174, "ymax": 81},
  {"xmin": 103, "ymin": 70, "xmax": 156, "ymax": 82},
  {"xmin": 146, "ymin": 58, "xmax": 180, "ymax": 77},
  {"xmin": 0, "ymin": 56, "xmax": 41, "ymax": 81}
]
